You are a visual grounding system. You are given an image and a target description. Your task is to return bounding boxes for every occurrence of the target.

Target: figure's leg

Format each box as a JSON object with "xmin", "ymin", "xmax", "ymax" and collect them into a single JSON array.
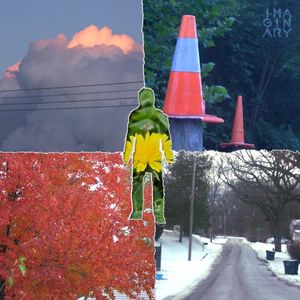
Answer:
[
  {"xmin": 152, "ymin": 171, "xmax": 165, "ymax": 224},
  {"xmin": 130, "ymin": 170, "xmax": 145, "ymax": 220}
]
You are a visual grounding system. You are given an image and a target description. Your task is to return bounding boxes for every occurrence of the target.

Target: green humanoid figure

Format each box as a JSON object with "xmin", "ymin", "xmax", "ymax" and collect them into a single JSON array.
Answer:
[{"xmin": 123, "ymin": 88, "xmax": 173, "ymax": 224}]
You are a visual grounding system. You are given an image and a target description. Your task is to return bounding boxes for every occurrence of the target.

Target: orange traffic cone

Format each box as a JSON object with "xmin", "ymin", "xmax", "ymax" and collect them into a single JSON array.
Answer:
[
  {"xmin": 163, "ymin": 15, "xmax": 223, "ymax": 123},
  {"xmin": 220, "ymin": 96, "xmax": 255, "ymax": 149}
]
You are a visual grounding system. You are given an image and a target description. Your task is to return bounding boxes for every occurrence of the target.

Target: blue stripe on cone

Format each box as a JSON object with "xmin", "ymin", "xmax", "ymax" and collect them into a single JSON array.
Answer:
[{"xmin": 171, "ymin": 38, "xmax": 200, "ymax": 72}]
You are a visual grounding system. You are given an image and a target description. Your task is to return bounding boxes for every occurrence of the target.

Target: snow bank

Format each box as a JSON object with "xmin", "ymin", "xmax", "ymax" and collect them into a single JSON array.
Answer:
[
  {"xmin": 155, "ymin": 230, "xmax": 223, "ymax": 299},
  {"xmin": 250, "ymin": 242, "xmax": 300, "ymax": 286}
]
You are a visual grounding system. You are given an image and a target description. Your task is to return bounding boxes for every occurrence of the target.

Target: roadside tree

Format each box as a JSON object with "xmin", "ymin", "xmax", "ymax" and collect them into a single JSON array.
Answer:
[
  {"xmin": 221, "ymin": 150, "xmax": 300, "ymax": 251},
  {"xmin": 164, "ymin": 152, "xmax": 211, "ymax": 241}
]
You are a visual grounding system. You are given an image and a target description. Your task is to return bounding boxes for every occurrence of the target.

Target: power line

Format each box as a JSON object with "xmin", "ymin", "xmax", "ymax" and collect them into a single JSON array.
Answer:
[
  {"xmin": 0, "ymin": 96, "xmax": 137, "ymax": 106},
  {"xmin": 0, "ymin": 103, "xmax": 137, "ymax": 112},
  {"xmin": 0, "ymin": 88, "xmax": 139, "ymax": 101},
  {"xmin": 0, "ymin": 80, "xmax": 144, "ymax": 93}
]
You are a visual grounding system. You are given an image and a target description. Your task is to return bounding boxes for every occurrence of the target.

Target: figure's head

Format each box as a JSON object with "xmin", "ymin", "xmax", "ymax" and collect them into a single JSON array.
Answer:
[{"xmin": 138, "ymin": 87, "xmax": 155, "ymax": 107}]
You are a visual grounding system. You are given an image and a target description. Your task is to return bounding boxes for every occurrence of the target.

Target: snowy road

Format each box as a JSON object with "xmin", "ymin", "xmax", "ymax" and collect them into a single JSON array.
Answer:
[{"xmin": 178, "ymin": 242, "xmax": 300, "ymax": 300}]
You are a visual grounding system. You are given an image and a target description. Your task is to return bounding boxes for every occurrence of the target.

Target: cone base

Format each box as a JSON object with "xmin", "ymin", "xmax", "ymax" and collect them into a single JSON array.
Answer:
[
  {"xmin": 169, "ymin": 118, "xmax": 203, "ymax": 151},
  {"xmin": 220, "ymin": 142, "xmax": 255, "ymax": 149},
  {"xmin": 167, "ymin": 113, "xmax": 224, "ymax": 124}
]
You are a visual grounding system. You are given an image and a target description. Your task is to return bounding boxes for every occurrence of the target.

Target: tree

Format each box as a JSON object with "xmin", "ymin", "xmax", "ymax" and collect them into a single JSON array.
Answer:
[
  {"xmin": 143, "ymin": 0, "xmax": 300, "ymax": 150},
  {"xmin": 221, "ymin": 150, "xmax": 300, "ymax": 251},
  {"xmin": 207, "ymin": 0, "xmax": 300, "ymax": 150},
  {"xmin": 164, "ymin": 151, "xmax": 211, "ymax": 241},
  {"xmin": 0, "ymin": 153, "xmax": 155, "ymax": 299},
  {"xmin": 143, "ymin": 0, "xmax": 236, "ymax": 119},
  {"xmin": 206, "ymin": 152, "xmax": 226, "ymax": 241},
  {"xmin": 206, "ymin": 154, "xmax": 245, "ymax": 239}
]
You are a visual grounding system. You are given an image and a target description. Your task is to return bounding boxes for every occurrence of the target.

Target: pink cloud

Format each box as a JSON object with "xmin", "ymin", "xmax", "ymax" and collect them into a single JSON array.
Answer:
[
  {"xmin": 4, "ymin": 61, "xmax": 21, "ymax": 79},
  {"xmin": 67, "ymin": 25, "xmax": 141, "ymax": 54}
]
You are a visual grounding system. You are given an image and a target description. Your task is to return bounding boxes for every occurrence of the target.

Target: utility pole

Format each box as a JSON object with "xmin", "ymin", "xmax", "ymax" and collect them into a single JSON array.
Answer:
[
  {"xmin": 224, "ymin": 213, "xmax": 227, "ymax": 237},
  {"xmin": 188, "ymin": 155, "xmax": 197, "ymax": 261}
]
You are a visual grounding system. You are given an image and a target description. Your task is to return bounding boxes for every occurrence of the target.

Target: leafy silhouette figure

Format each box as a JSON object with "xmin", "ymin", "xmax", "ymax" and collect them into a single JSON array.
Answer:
[{"xmin": 123, "ymin": 88, "xmax": 173, "ymax": 224}]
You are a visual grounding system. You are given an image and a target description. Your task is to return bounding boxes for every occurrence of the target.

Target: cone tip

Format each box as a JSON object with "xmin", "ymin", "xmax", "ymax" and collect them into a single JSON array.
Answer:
[
  {"xmin": 179, "ymin": 15, "xmax": 197, "ymax": 38},
  {"xmin": 237, "ymin": 95, "xmax": 243, "ymax": 107}
]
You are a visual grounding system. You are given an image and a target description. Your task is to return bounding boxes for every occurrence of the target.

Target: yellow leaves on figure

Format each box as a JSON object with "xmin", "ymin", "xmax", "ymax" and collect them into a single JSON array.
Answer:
[
  {"xmin": 122, "ymin": 88, "xmax": 172, "ymax": 223},
  {"xmin": 124, "ymin": 132, "xmax": 173, "ymax": 173}
]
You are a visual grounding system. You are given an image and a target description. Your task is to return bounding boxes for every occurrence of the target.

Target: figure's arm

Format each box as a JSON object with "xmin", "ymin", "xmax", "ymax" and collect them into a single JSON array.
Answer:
[
  {"xmin": 122, "ymin": 113, "xmax": 134, "ymax": 164},
  {"xmin": 123, "ymin": 134, "xmax": 135, "ymax": 164},
  {"xmin": 161, "ymin": 130, "xmax": 173, "ymax": 165}
]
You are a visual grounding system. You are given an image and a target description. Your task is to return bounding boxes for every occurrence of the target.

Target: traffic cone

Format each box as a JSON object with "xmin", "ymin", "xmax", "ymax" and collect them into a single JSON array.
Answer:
[
  {"xmin": 220, "ymin": 95, "xmax": 255, "ymax": 149},
  {"xmin": 163, "ymin": 15, "xmax": 223, "ymax": 123}
]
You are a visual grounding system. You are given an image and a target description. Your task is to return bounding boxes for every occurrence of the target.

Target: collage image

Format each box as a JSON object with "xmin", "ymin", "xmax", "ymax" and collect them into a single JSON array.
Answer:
[{"xmin": 0, "ymin": 0, "xmax": 300, "ymax": 299}]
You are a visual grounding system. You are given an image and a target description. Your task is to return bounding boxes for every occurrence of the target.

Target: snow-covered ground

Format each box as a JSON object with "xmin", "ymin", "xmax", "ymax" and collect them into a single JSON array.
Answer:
[
  {"xmin": 155, "ymin": 230, "xmax": 224, "ymax": 300},
  {"xmin": 79, "ymin": 233, "xmax": 300, "ymax": 299},
  {"xmin": 155, "ymin": 231, "xmax": 300, "ymax": 299},
  {"xmin": 78, "ymin": 230, "xmax": 224, "ymax": 300},
  {"xmin": 250, "ymin": 242, "xmax": 300, "ymax": 286}
]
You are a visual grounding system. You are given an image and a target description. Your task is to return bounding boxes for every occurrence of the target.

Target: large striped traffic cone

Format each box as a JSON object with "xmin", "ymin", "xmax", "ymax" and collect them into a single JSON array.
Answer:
[
  {"xmin": 163, "ymin": 15, "xmax": 223, "ymax": 123},
  {"xmin": 220, "ymin": 95, "xmax": 255, "ymax": 149}
]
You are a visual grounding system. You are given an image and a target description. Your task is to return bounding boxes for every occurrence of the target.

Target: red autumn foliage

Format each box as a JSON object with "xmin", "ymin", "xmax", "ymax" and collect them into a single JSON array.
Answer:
[{"xmin": 0, "ymin": 152, "xmax": 155, "ymax": 299}]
